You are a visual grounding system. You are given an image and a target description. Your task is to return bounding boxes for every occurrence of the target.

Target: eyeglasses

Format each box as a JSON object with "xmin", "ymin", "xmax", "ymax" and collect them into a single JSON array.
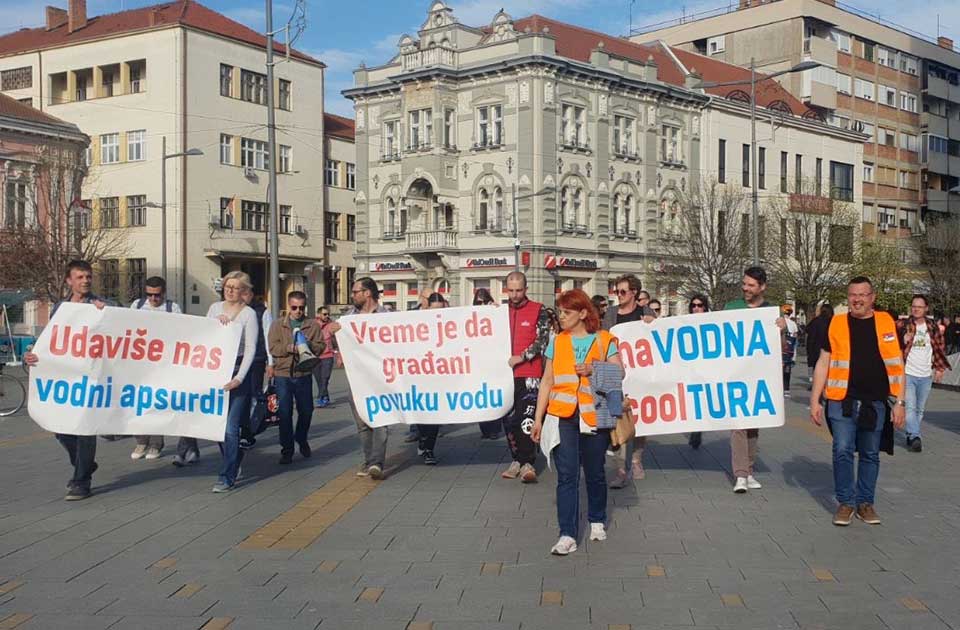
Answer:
[
  {"xmin": 289, "ymin": 305, "xmax": 305, "ymax": 311},
  {"xmin": 651, "ymin": 307, "xmax": 661, "ymax": 313},
  {"xmin": 616, "ymin": 289, "xmax": 633, "ymax": 296},
  {"xmin": 691, "ymin": 303, "xmax": 705, "ymax": 309},
  {"xmin": 319, "ymin": 311, "xmax": 329, "ymax": 316}
]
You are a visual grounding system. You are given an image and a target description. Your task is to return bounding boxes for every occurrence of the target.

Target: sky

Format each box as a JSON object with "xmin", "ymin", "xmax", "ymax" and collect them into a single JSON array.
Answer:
[{"xmin": 4, "ymin": 0, "xmax": 960, "ymax": 118}]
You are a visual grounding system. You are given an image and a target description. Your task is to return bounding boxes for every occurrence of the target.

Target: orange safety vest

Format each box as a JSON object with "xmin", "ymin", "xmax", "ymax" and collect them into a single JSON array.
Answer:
[
  {"xmin": 546, "ymin": 330, "xmax": 616, "ymax": 427},
  {"xmin": 824, "ymin": 311, "xmax": 904, "ymax": 401}
]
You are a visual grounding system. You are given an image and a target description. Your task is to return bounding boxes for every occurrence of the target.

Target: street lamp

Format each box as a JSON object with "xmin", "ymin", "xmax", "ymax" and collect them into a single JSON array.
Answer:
[
  {"xmin": 512, "ymin": 184, "xmax": 556, "ymax": 270},
  {"xmin": 149, "ymin": 137, "xmax": 203, "ymax": 301},
  {"xmin": 697, "ymin": 59, "xmax": 820, "ymax": 266}
]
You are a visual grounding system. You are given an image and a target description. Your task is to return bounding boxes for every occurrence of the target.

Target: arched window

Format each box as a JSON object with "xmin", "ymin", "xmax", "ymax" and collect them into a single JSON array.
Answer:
[
  {"xmin": 561, "ymin": 186, "xmax": 573, "ymax": 228},
  {"xmin": 624, "ymin": 195, "xmax": 633, "ymax": 235},
  {"xmin": 478, "ymin": 188, "xmax": 489, "ymax": 230},
  {"xmin": 612, "ymin": 193, "xmax": 621, "ymax": 234},
  {"xmin": 493, "ymin": 187, "xmax": 503, "ymax": 230},
  {"xmin": 574, "ymin": 188, "xmax": 585, "ymax": 229},
  {"xmin": 386, "ymin": 197, "xmax": 396, "ymax": 236}
]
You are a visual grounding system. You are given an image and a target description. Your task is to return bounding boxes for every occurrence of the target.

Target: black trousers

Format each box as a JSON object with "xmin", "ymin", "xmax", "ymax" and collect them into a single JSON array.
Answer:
[
  {"xmin": 56, "ymin": 434, "xmax": 97, "ymax": 490},
  {"xmin": 502, "ymin": 377, "xmax": 539, "ymax": 466},
  {"xmin": 418, "ymin": 424, "xmax": 439, "ymax": 452}
]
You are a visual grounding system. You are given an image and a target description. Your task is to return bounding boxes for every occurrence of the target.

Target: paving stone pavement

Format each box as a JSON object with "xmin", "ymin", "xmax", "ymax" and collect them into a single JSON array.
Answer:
[{"xmin": 0, "ymin": 369, "xmax": 959, "ymax": 629}]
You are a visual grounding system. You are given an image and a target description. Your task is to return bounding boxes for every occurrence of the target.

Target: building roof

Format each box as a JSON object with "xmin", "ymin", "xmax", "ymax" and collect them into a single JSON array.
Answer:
[
  {"xmin": 0, "ymin": 92, "xmax": 87, "ymax": 143},
  {"xmin": 0, "ymin": 0, "xmax": 322, "ymax": 66},
  {"xmin": 324, "ymin": 113, "xmax": 355, "ymax": 141},
  {"xmin": 508, "ymin": 15, "xmax": 810, "ymax": 116}
]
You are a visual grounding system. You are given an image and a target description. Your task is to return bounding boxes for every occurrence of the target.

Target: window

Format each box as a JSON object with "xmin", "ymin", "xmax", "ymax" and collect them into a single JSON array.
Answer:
[
  {"xmin": 877, "ymin": 166, "xmax": 897, "ymax": 186},
  {"xmin": 836, "ymin": 73, "xmax": 852, "ymax": 95},
  {"xmin": 829, "ymin": 225, "xmax": 854, "ymax": 263},
  {"xmin": 815, "ymin": 157, "xmax": 822, "ymax": 195},
  {"xmin": 3, "ymin": 181, "xmax": 29, "ymax": 228},
  {"xmin": 443, "ymin": 108, "xmax": 455, "ymax": 148},
  {"xmin": 100, "ymin": 197, "xmax": 120, "ymax": 228},
  {"xmin": 100, "ymin": 260, "xmax": 120, "ymax": 301},
  {"xmin": 240, "ymin": 138, "xmax": 269, "ymax": 170},
  {"xmin": 741, "ymin": 143, "xmax": 750, "ymax": 187},
  {"xmin": 127, "ymin": 195, "xmax": 146, "ymax": 226},
  {"xmin": 613, "ymin": 115, "xmax": 635, "ymax": 155},
  {"xmin": 574, "ymin": 188, "xmax": 585, "ymax": 228},
  {"xmin": 1, "ymin": 66, "xmax": 31, "ymax": 90},
  {"xmin": 346, "ymin": 163, "xmax": 356, "ymax": 190},
  {"xmin": 326, "ymin": 212, "xmax": 340, "ymax": 240},
  {"xmin": 75, "ymin": 73, "xmax": 87, "ymax": 101},
  {"xmin": 899, "ymin": 170, "xmax": 918, "ymax": 189},
  {"xmin": 863, "ymin": 163, "xmax": 874, "ymax": 182},
  {"xmin": 900, "ymin": 54, "xmax": 918, "ymax": 75},
  {"xmin": 877, "ymin": 46, "xmax": 896, "ymax": 68},
  {"xmin": 279, "ymin": 205, "xmax": 291, "ymax": 234},
  {"xmin": 240, "ymin": 69, "xmax": 267, "ymax": 105},
  {"xmin": 278, "ymin": 145, "xmax": 292, "ymax": 173},
  {"xmin": 346, "ymin": 214, "xmax": 356, "ymax": 241},
  {"xmin": 102, "ymin": 70, "xmax": 114, "ymax": 97},
  {"xmin": 18, "ymin": 97, "xmax": 31, "ymax": 107},
  {"xmin": 900, "ymin": 92, "xmax": 918, "ymax": 113},
  {"xmin": 899, "ymin": 132, "xmax": 918, "ymax": 152},
  {"xmin": 780, "ymin": 151, "xmax": 788, "ymax": 193},
  {"xmin": 612, "ymin": 193, "xmax": 633, "ymax": 235},
  {"xmin": 661, "ymin": 125, "xmax": 681, "ymax": 162},
  {"xmin": 810, "ymin": 65, "xmax": 836, "ymax": 88},
  {"xmin": 477, "ymin": 189, "xmax": 489, "ymax": 229},
  {"xmin": 325, "ymin": 159, "xmax": 340, "ymax": 186},
  {"xmin": 830, "ymin": 29, "xmax": 851, "ymax": 53},
  {"xmin": 855, "ymin": 78, "xmax": 875, "ymax": 101},
  {"xmin": 707, "ymin": 35, "xmax": 725, "ymax": 54},
  {"xmin": 130, "ymin": 64, "xmax": 143, "ymax": 93},
  {"xmin": 385, "ymin": 198, "xmax": 397, "ymax": 236},
  {"xmin": 126, "ymin": 129, "xmax": 145, "ymax": 161},
  {"xmin": 241, "ymin": 200, "xmax": 267, "ymax": 232},
  {"xmin": 928, "ymin": 134, "xmax": 949, "ymax": 154},
  {"xmin": 878, "ymin": 127, "xmax": 896, "ymax": 147},
  {"xmin": 278, "ymin": 79, "xmax": 291, "ymax": 110},
  {"xmin": 219, "ymin": 197, "xmax": 234, "ymax": 229},
  {"xmin": 127, "ymin": 258, "xmax": 146, "ymax": 299},
  {"xmin": 829, "ymin": 161, "xmax": 854, "ymax": 201},
  {"xmin": 718, "ymin": 139, "xmax": 726, "ymax": 183},
  {"xmin": 408, "ymin": 108, "xmax": 432, "ymax": 149},
  {"xmin": 220, "ymin": 134, "xmax": 233, "ymax": 164},
  {"xmin": 795, "ymin": 154, "xmax": 802, "ymax": 192},
  {"xmin": 477, "ymin": 104, "xmax": 503, "ymax": 147},
  {"xmin": 219, "ymin": 64, "xmax": 233, "ymax": 97},
  {"xmin": 561, "ymin": 104, "xmax": 587, "ymax": 147},
  {"xmin": 323, "ymin": 267, "xmax": 341, "ymax": 305},
  {"xmin": 861, "ymin": 41, "xmax": 875, "ymax": 62},
  {"xmin": 100, "ymin": 133, "xmax": 119, "ymax": 164},
  {"xmin": 880, "ymin": 84, "xmax": 897, "ymax": 107},
  {"xmin": 758, "ymin": 147, "xmax": 766, "ymax": 189},
  {"xmin": 828, "ymin": 114, "xmax": 850, "ymax": 129},
  {"xmin": 560, "ymin": 185, "xmax": 586, "ymax": 230},
  {"xmin": 383, "ymin": 120, "xmax": 399, "ymax": 157}
]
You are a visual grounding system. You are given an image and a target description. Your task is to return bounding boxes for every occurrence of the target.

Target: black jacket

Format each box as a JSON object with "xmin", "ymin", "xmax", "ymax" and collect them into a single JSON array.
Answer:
[{"xmin": 805, "ymin": 314, "xmax": 830, "ymax": 368}]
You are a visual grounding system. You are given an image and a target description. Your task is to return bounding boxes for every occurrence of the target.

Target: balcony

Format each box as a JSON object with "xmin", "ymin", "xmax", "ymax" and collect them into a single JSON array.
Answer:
[
  {"xmin": 401, "ymin": 46, "xmax": 456, "ymax": 72},
  {"xmin": 925, "ymin": 188, "xmax": 960, "ymax": 213},
  {"xmin": 920, "ymin": 112, "xmax": 960, "ymax": 140},
  {"xmin": 925, "ymin": 151, "xmax": 960, "ymax": 176},
  {"xmin": 803, "ymin": 36, "xmax": 837, "ymax": 68},
  {"xmin": 804, "ymin": 80, "xmax": 837, "ymax": 110},
  {"xmin": 925, "ymin": 74, "xmax": 958, "ymax": 102},
  {"xmin": 406, "ymin": 230, "xmax": 458, "ymax": 252}
]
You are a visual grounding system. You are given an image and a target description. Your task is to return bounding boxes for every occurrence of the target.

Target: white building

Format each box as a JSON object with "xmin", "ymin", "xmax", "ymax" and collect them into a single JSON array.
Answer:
[{"xmin": 0, "ymin": 0, "xmax": 326, "ymax": 313}]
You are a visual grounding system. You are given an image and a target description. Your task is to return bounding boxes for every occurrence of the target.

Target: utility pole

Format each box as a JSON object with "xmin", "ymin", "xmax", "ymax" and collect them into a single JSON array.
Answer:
[
  {"xmin": 750, "ymin": 57, "xmax": 759, "ymax": 266},
  {"xmin": 265, "ymin": 0, "xmax": 281, "ymax": 318}
]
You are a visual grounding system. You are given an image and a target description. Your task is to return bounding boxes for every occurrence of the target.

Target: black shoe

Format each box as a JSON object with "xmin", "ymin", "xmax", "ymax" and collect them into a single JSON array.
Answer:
[
  {"xmin": 422, "ymin": 450, "xmax": 437, "ymax": 465},
  {"xmin": 239, "ymin": 437, "xmax": 257, "ymax": 450},
  {"xmin": 688, "ymin": 432, "xmax": 702, "ymax": 450},
  {"xmin": 279, "ymin": 452, "xmax": 293, "ymax": 465},
  {"xmin": 299, "ymin": 442, "xmax": 312, "ymax": 458},
  {"xmin": 65, "ymin": 486, "xmax": 91, "ymax": 501},
  {"xmin": 910, "ymin": 437, "xmax": 922, "ymax": 453},
  {"xmin": 66, "ymin": 463, "xmax": 98, "ymax": 490}
]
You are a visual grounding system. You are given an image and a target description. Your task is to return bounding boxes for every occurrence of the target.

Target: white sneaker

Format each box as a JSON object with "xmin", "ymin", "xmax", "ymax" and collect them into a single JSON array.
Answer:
[
  {"xmin": 130, "ymin": 445, "xmax": 147, "ymax": 460},
  {"xmin": 144, "ymin": 448, "xmax": 161, "ymax": 460},
  {"xmin": 550, "ymin": 535, "xmax": 577, "ymax": 555},
  {"xmin": 746, "ymin": 475, "xmax": 762, "ymax": 489},
  {"xmin": 589, "ymin": 523, "xmax": 607, "ymax": 541},
  {"xmin": 733, "ymin": 477, "xmax": 748, "ymax": 493}
]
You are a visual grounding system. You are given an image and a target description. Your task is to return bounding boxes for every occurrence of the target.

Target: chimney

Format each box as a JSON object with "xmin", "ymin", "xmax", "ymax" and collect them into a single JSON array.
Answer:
[
  {"xmin": 938, "ymin": 36, "xmax": 954, "ymax": 50},
  {"xmin": 68, "ymin": 0, "xmax": 88, "ymax": 33},
  {"xmin": 45, "ymin": 6, "xmax": 68, "ymax": 30},
  {"xmin": 149, "ymin": 8, "xmax": 162, "ymax": 26}
]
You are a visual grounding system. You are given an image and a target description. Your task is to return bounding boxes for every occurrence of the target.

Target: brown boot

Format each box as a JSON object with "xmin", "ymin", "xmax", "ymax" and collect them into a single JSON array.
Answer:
[
  {"xmin": 856, "ymin": 503, "xmax": 881, "ymax": 525},
  {"xmin": 833, "ymin": 504, "xmax": 855, "ymax": 526}
]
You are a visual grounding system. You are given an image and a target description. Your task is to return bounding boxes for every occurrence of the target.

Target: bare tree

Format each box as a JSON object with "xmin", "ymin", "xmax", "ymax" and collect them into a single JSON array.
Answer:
[
  {"xmin": 659, "ymin": 179, "xmax": 752, "ymax": 309},
  {"xmin": 763, "ymin": 178, "xmax": 859, "ymax": 320},
  {"xmin": 919, "ymin": 215, "xmax": 960, "ymax": 316},
  {"xmin": 0, "ymin": 143, "xmax": 128, "ymax": 305},
  {"xmin": 855, "ymin": 237, "xmax": 914, "ymax": 313}
]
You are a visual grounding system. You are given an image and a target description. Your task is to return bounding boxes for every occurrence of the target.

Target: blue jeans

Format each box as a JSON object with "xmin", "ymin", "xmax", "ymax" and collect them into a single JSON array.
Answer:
[
  {"xmin": 554, "ymin": 416, "xmax": 610, "ymax": 539},
  {"xmin": 218, "ymin": 365, "xmax": 253, "ymax": 486},
  {"xmin": 904, "ymin": 374, "xmax": 933, "ymax": 439},
  {"xmin": 276, "ymin": 374, "xmax": 314, "ymax": 454},
  {"xmin": 828, "ymin": 400, "xmax": 884, "ymax": 506}
]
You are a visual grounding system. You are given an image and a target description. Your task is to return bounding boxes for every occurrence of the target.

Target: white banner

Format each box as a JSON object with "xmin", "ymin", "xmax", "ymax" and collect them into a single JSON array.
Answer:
[
  {"xmin": 336, "ymin": 306, "xmax": 515, "ymax": 426},
  {"xmin": 612, "ymin": 307, "xmax": 785, "ymax": 436},
  {"xmin": 27, "ymin": 303, "xmax": 240, "ymax": 441}
]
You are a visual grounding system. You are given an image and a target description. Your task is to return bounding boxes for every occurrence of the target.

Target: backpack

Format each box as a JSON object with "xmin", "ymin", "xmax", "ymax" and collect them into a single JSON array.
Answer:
[{"xmin": 136, "ymin": 297, "xmax": 174, "ymax": 312}]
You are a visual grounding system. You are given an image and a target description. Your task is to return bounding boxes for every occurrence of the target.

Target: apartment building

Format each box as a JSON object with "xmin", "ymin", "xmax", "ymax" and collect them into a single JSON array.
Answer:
[
  {"xmin": 0, "ymin": 0, "xmax": 326, "ymax": 313},
  {"xmin": 344, "ymin": 1, "xmax": 864, "ymax": 312},
  {"xmin": 322, "ymin": 113, "xmax": 357, "ymax": 313},
  {"xmin": 635, "ymin": 0, "xmax": 960, "ymax": 255}
]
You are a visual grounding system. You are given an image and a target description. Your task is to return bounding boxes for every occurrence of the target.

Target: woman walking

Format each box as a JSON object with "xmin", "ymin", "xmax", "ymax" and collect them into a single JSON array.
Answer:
[{"xmin": 686, "ymin": 295, "xmax": 710, "ymax": 450}]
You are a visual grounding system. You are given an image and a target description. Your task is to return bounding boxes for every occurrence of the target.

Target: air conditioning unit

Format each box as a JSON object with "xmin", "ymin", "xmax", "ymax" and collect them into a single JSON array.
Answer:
[
  {"xmin": 243, "ymin": 166, "xmax": 256, "ymax": 178},
  {"xmin": 325, "ymin": 238, "xmax": 336, "ymax": 247},
  {"xmin": 295, "ymin": 224, "xmax": 307, "ymax": 237}
]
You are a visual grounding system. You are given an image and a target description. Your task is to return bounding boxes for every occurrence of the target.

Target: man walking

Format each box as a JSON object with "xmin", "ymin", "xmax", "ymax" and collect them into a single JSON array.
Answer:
[
  {"xmin": 329, "ymin": 277, "xmax": 390, "ymax": 479},
  {"xmin": 312, "ymin": 307, "xmax": 337, "ymax": 407},
  {"xmin": 499, "ymin": 271, "xmax": 551, "ymax": 483},
  {"xmin": 805, "ymin": 303, "xmax": 833, "ymax": 390},
  {"xmin": 896, "ymin": 295, "xmax": 950, "ymax": 453},
  {"xmin": 810, "ymin": 276, "xmax": 906, "ymax": 526},
  {"xmin": 725, "ymin": 266, "xmax": 783, "ymax": 493},
  {"xmin": 268, "ymin": 291, "xmax": 325, "ymax": 464},
  {"xmin": 129, "ymin": 276, "xmax": 180, "ymax": 460},
  {"xmin": 24, "ymin": 260, "xmax": 114, "ymax": 500}
]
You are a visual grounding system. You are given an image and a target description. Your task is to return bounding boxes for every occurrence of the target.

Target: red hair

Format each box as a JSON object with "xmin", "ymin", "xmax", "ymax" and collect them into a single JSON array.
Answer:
[{"xmin": 557, "ymin": 288, "xmax": 600, "ymax": 333}]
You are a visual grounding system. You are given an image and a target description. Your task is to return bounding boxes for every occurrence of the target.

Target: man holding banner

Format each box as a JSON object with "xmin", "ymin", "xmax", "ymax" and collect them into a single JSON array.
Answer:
[{"xmin": 24, "ymin": 260, "xmax": 114, "ymax": 501}]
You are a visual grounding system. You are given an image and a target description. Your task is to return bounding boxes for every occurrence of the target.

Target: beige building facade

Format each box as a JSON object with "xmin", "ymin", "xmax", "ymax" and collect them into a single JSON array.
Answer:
[{"xmin": 322, "ymin": 113, "xmax": 358, "ymax": 313}]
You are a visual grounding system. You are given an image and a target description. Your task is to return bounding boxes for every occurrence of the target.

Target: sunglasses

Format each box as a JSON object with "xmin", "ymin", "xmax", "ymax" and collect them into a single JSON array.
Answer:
[
  {"xmin": 616, "ymin": 289, "xmax": 634, "ymax": 296},
  {"xmin": 691, "ymin": 303, "xmax": 705, "ymax": 308},
  {"xmin": 651, "ymin": 307, "xmax": 661, "ymax": 313},
  {"xmin": 146, "ymin": 292, "xmax": 164, "ymax": 298},
  {"xmin": 289, "ymin": 305, "xmax": 305, "ymax": 311}
]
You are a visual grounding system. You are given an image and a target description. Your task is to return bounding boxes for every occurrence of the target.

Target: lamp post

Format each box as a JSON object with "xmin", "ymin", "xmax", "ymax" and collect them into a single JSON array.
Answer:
[
  {"xmin": 148, "ymin": 137, "xmax": 203, "ymax": 303},
  {"xmin": 512, "ymin": 184, "xmax": 556, "ymax": 270},
  {"xmin": 697, "ymin": 59, "xmax": 821, "ymax": 265}
]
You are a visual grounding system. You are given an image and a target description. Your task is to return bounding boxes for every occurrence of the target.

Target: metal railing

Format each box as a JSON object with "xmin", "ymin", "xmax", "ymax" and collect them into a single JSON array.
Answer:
[{"xmin": 406, "ymin": 230, "xmax": 458, "ymax": 251}]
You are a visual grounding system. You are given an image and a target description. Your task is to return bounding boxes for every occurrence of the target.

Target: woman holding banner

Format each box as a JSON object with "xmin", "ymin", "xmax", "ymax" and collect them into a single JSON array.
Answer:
[
  {"xmin": 685, "ymin": 294, "xmax": 711, "ymax": 450},
  {"xmin": 532, "ymin": 289, "xmax": 620, "ymax": 555},
  {"xmin": 415, "ymin": 292, "xmax": 450, "ymax": 465},
  {"xmin": 207, "ymin": 271, "xmax": 259, "ymax": 493}
]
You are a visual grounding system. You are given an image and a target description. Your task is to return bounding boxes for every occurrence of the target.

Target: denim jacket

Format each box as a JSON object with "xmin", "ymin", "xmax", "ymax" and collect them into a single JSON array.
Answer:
[{"xmin": 589, "ymin": 361, "xmax": 625, "ymax": 429}]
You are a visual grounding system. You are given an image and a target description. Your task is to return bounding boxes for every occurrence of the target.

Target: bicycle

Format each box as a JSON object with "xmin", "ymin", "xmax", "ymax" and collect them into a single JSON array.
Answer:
[{"xmin": 0, "ymin": 362, "xmax": 26, "ymax": 417}]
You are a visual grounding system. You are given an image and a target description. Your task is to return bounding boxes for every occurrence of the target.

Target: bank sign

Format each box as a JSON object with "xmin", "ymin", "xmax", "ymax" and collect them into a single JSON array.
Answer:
[
  {"xmin": 463, "ymin": 255, "xmax": 516, "ymax": 268},
  {"xmin": 371, "ymin": 261, "xmax": 415, "ymax": 273},
  {"xmin": 544, "ymin": 255, "xmax": 599, "ymax": 270}
]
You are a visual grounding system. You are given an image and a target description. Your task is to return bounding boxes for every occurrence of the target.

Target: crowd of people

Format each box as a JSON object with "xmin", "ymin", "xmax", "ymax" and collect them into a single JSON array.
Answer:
[{"xmin": 22, "ymin": 260, "xmax": 953, "ymax": 556}]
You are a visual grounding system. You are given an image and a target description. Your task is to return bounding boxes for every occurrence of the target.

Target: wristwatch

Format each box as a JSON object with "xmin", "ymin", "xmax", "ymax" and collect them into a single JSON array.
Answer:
[{"xmin": 888, "ymin": 397, "xmax": 906, "ymax": 407}]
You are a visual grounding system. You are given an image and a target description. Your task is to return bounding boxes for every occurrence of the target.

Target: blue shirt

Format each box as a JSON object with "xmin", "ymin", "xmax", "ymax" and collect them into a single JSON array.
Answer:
[{"xmin": 545, "ymin": 333, "xmax": 617, "ymax": 363}]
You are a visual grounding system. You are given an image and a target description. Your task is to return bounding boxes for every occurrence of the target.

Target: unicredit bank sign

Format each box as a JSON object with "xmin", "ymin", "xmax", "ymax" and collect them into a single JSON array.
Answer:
[
  {"xmin": 463, "ymin": 255, "xmax": 516, "ymax": 268},
  {"xmin": 544, "ymin": 255, "xmax": 599, "ymax": 270},
  {"xmin": 371, "ymin": 261, "xmax": 415, "ymax": 272}
]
